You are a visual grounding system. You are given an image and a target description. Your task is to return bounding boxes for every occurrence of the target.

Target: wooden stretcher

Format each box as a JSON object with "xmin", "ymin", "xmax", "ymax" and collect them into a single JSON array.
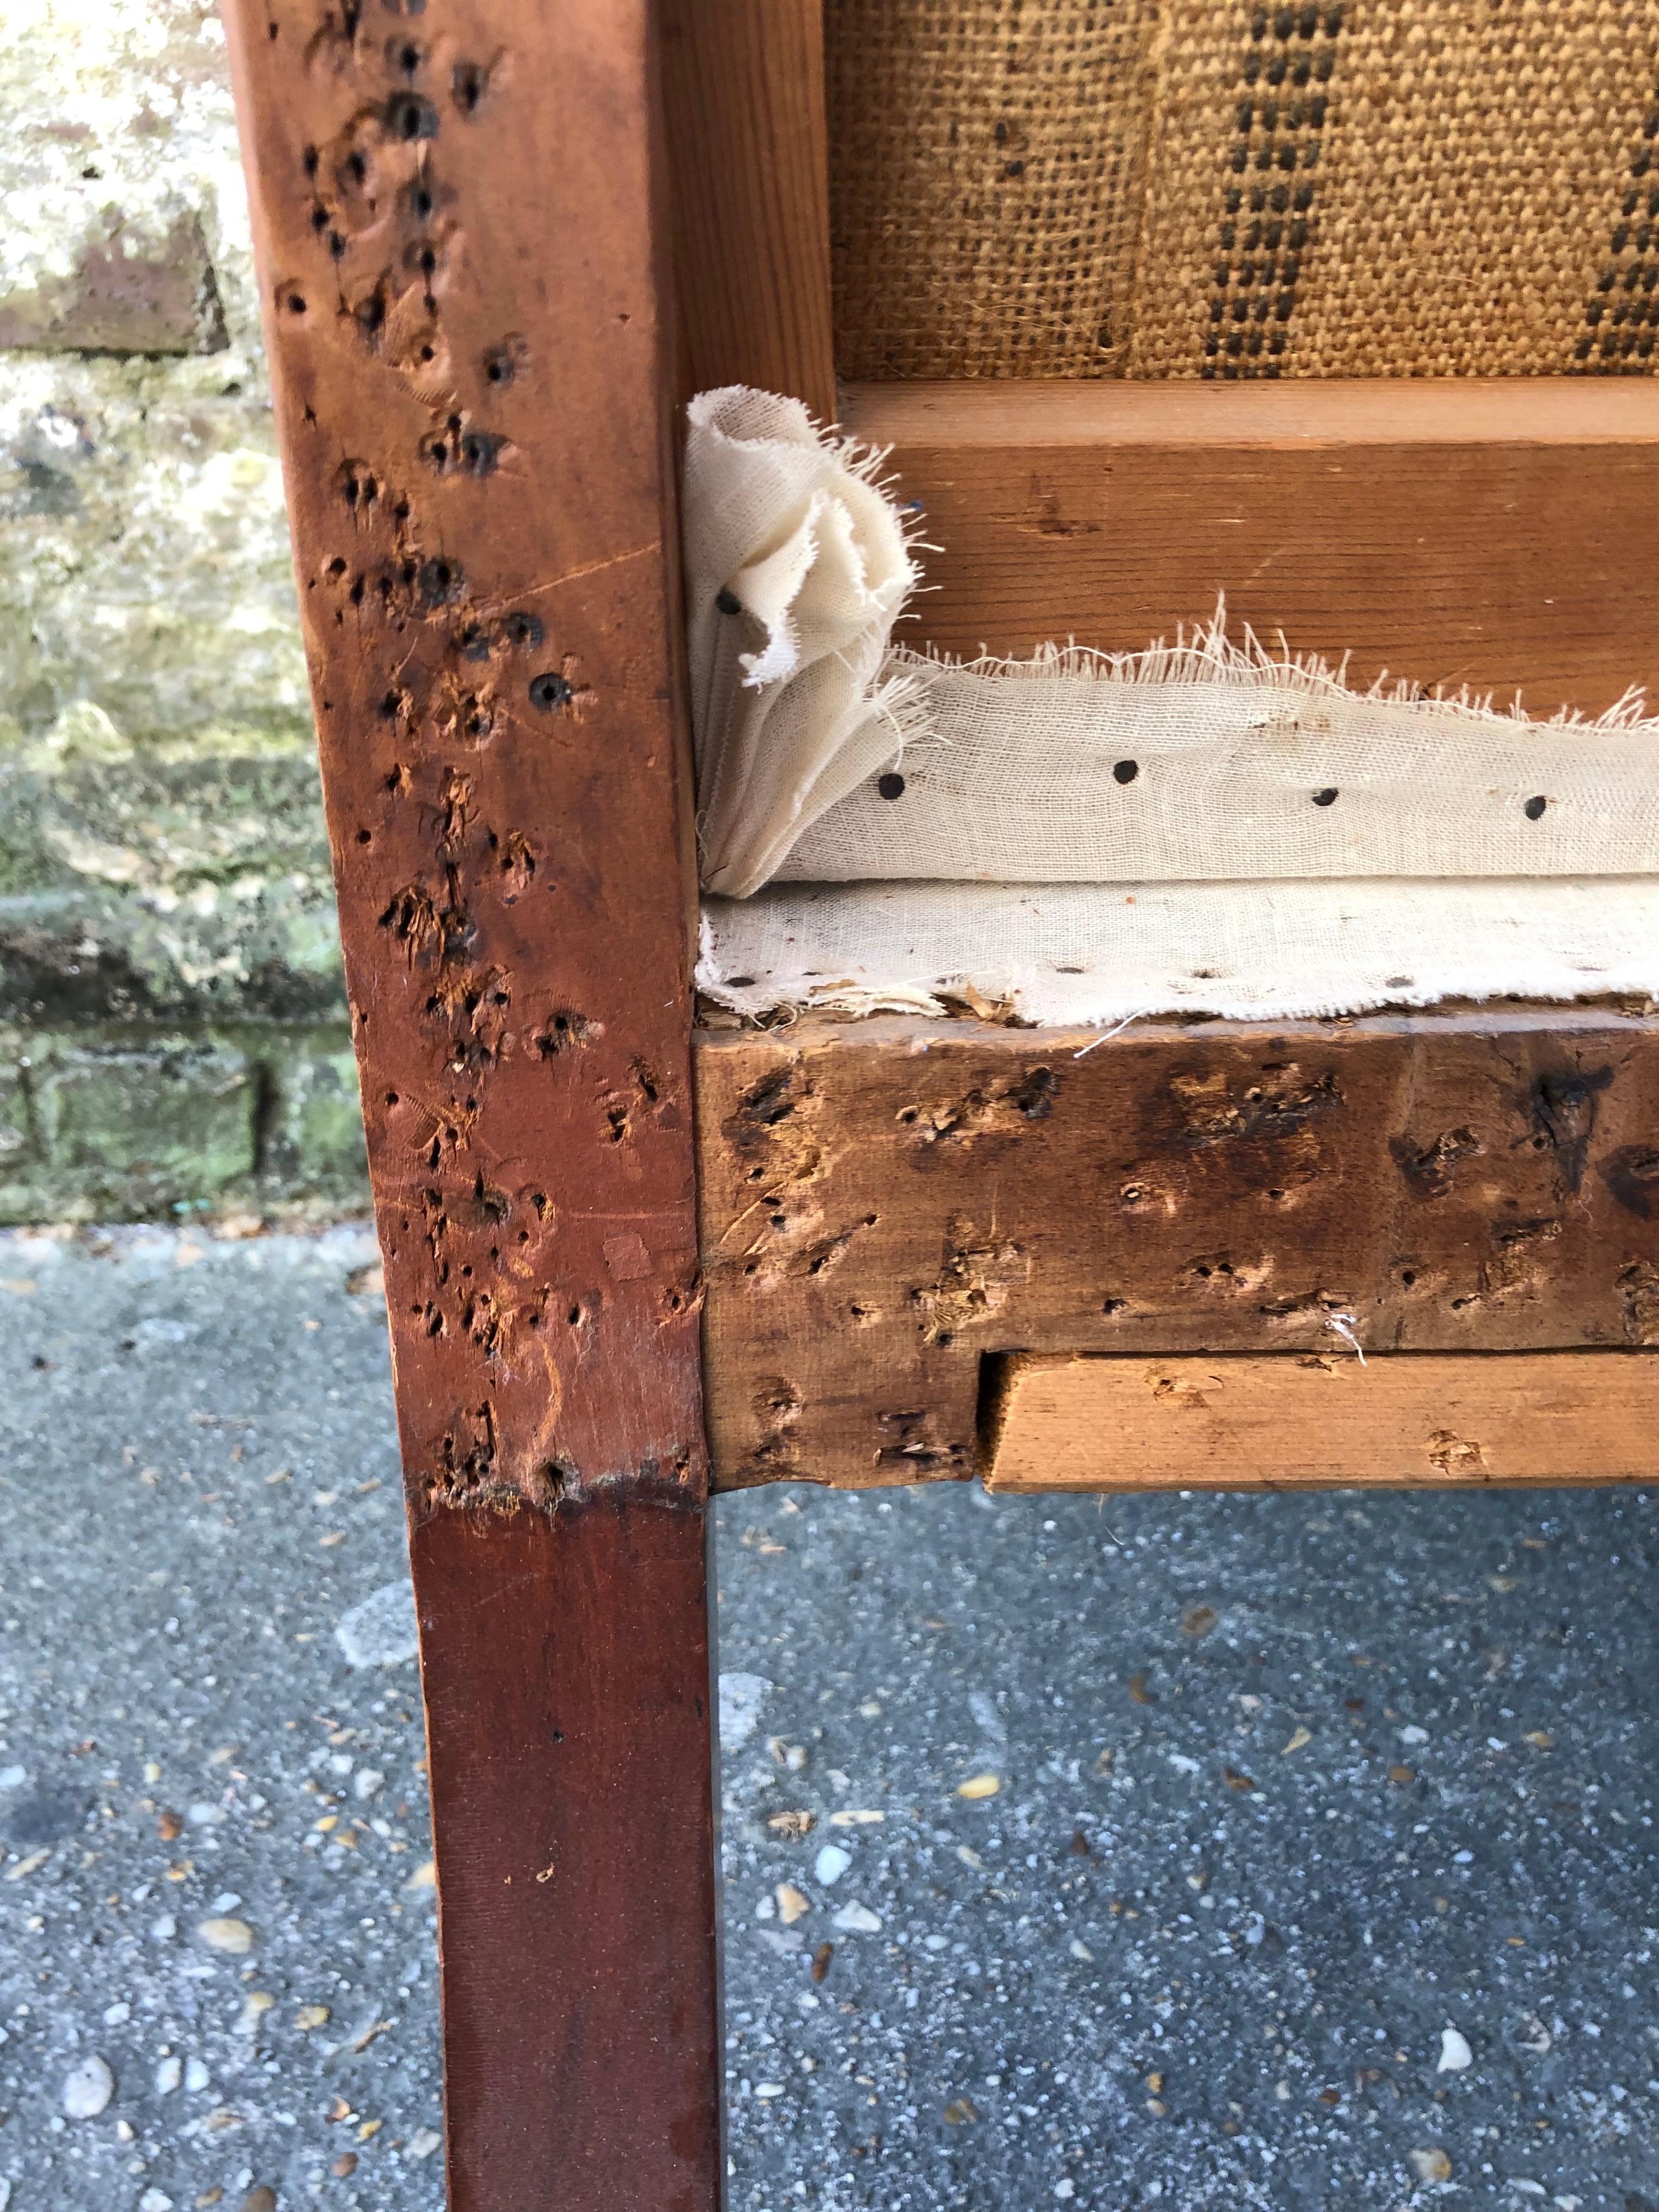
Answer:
[{"xmin": 219, "ymin": 3, "xmax": 1659, "ymax": 2204}]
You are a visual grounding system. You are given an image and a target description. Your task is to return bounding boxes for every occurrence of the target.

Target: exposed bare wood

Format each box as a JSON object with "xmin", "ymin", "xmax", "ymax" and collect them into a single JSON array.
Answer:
[
  {"xmin": 695, "ymin": 1006, "xmax": 1659, "ymax": 1490},
  {"xmin": 222, "ymin": 2, "xmax": 718, "ymax": 2203},
  {"xmin": 661, "ymin": 0, "xmax": 836, "ymax": 418},
  {"xmin": 982, "ymin": 1350, "xmax": 1659, "ymax": 1492},
  {"xmin": 839, "ymin": 380, "xmax": 1659, "ymax": 718}
]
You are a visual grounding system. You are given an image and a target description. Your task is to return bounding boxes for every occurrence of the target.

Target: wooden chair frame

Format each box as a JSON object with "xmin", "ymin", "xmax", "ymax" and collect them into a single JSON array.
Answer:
[{"xmin": 221, "ymin": 3, "xmax": 1659, "ymax": 2203}]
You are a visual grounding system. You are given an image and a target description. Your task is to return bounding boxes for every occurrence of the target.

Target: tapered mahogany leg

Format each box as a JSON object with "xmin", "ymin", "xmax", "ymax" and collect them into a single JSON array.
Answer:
[{"xmin": 414, "ymin": 1489, "xmax": 721, "ymax": 2212}]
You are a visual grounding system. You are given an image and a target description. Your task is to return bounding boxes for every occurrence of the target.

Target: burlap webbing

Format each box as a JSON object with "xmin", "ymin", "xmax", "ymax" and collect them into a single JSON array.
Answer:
[
  {"xmin": 827, "ymin": 1, "xmax": 1659, "ymax": 379},
  {"xmin": 827, "ymin": 0, "xmax": 1158, "ymax": 377}
]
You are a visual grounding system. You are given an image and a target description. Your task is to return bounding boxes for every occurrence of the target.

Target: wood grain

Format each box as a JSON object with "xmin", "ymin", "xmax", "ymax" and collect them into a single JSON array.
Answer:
[
  {"xmin": 839, "ymin": 380, "xmax": 1659, "ymax": 718},
  {"xmin": 222, "ymin": 3, "xmax": 719, "ymax": 2203},
  {"xmin": 696, "ymin": 1006, "xmax": 1659, "ymax": 1489},
  {"xmin": 983, "ymin": 1350, "xmax": 1659, "ymax": 1492},
  {"xmin": 661, "ymin": 0, "xmax": 836, "ymax": 418},
  {"xmin": 414, "ymin": 1489, "xmax": 720, "ymax": 2210}
]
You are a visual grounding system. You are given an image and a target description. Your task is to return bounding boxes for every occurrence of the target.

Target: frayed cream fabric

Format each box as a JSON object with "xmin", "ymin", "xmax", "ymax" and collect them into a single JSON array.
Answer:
[
  {"xmin": 682, "ymin": 387, "xmax": 1659, "ymax": 1025},
  {"xmin": 699, "ymin": 881, "xmax": 1659, "ymax": 1028},
  {"xmin": 683, "ymin": 386, "xmax": 923, "ymax": 898},
  {"xmin": 782, "ymin": 634, "xmax": 1659, "ymax": 884}
]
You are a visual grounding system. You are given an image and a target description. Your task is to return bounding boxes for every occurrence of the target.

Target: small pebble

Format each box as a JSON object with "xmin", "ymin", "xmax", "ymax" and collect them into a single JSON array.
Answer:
[
  {"xmin": 155, "ymin": 2054, "xmax": 183, "ymax": 2095},
  {"xmin": 185, "ymin": 2056, "xmax": 211, "ymax": 2092},
  {"xmin": 957, "ymin": 1774, "xmax": 1001, "ymax": 1800},
  {"xmin": 1437, "ymin": 2027, "xmax": 1472, "ymax": 2073},
  {"xmin": 405, "ymin": 2128, "xmax": 443, "ymax": 2161},
  {"xmin": 352, "ymin": 1768, "xmax": 385, "ymax": 1801},
  {"xmin": 62, "ymin": 2053, "xmax": 115, "ymax": 2118},
  {"xmin": 814, "ymin": 1844, "xmax": 851, "ymax": 1887},
  {"xmin": 196, "ymin": 1916, "xmax": 255, "ymax": 1955},
  {"xmin": 831, "ymin": 1901, "xmax": 882, "ymax": 1934},
  {"xmin": 335, "ymin": 1581, "xmax": 419, "ymax": 1669},
  {"xmin": 1409, "ymin": 2148, "xmax": 1453, "ymax": 2182}
]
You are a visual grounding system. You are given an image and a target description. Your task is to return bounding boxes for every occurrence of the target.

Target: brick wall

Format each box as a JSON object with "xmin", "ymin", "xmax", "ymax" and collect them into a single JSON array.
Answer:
[{"xmin": 0, "ymin": 0, "xmax": 365, "ymax": 1218}]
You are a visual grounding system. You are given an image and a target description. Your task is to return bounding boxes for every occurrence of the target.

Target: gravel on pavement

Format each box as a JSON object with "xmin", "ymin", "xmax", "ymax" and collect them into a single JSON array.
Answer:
[{"xmin": 1, "ymin": 1223, "xmax": 1655, "ymax": 2210}]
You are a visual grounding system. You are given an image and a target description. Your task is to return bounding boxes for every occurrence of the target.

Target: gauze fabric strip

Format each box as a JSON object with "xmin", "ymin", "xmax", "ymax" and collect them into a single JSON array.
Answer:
[{"xmin": 684, "ymin": 387, "xmax": 1659, "ymax": 895}]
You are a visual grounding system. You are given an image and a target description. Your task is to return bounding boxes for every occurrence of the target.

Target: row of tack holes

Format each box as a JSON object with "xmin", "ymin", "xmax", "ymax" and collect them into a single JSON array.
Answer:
[{"xmin": 872, "ymin": 763, "xmax": 1553, "ymax": 817}]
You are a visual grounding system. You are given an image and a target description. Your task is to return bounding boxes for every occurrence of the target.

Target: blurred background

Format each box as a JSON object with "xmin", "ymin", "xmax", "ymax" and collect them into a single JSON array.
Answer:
[{"xmin": 2, "ymin": 0, "xmax": 364, "ymax": 1229}]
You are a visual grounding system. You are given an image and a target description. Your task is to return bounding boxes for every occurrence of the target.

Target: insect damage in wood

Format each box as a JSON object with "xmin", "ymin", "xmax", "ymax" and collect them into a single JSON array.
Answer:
[
  {"xmin": 1618, "ymin": 1262, "xmax": 1659, "ymax": 1345},
  {"xmin": 1425, "ymin": 1429, "xmax": 1485, "ymax": 1477},
  {"xmin": 1602, "ymin": 1144, "xmax": 1659, "ymax": 1220},
  {"xmin": 697, "ymin": 1013, "xmax": 1659, "ymax": 1489},
  {"xmin": 897, "ymin": 1064, "xmax": 1058, "ymax": 1150},
  {"xmin": 1526, "ymin": 1063, "xmax": 1613, "ymax": 1194},
  {"xmin": 229, "ymin": 0, "xmax": 704, "ymax": 1520},
  {"xmin": 912, "ymin": 1217, "xmax": 1027, "ymax": 1348}
]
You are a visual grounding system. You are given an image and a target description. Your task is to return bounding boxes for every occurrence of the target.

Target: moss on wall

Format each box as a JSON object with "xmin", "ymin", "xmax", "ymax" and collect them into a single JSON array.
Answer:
[{"xmin": 0, "ymin": 2, "xmax": 365, "ymax": 1214}]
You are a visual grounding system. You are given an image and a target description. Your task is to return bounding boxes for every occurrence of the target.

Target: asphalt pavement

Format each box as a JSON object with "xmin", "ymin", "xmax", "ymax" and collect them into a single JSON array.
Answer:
[{"xmin": 1, "ymin": 1223, "xmax": 1655, "ymax": 2211}]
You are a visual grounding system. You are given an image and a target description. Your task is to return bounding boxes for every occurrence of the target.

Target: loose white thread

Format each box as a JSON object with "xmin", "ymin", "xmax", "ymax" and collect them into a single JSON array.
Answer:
[
  {"xmin": 1073, "ymin": 1009, "xmax": 1149, "ymax": 1058},
  {"xmin": 1324, "ymin": 1310, "xmax": 1368, "ymax": 1366}
]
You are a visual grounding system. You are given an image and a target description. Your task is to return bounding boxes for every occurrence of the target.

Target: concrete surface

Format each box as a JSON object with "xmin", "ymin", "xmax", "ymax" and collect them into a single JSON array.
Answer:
[{"xmin": 1, "ymin": 1224, "xmax": 1656, "ymax": 2210}]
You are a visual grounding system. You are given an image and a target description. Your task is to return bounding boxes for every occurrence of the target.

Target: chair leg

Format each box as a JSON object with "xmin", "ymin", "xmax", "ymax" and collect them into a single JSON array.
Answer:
[
  {"xmin": 219, "ymin": 1, "xmax": 724, "ymax": 2194},
  {"xmin": 413, "ymin": 1484, "xmax": 723, "ymax": 2212}
]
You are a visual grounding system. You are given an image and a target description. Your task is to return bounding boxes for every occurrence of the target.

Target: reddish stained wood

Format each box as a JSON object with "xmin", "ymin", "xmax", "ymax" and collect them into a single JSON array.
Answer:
[
  {"xmin": 413, "ymin": 1489, "xmax": 720, "ymax": 2212},
  {"xmin": 223, "ymin": 0, "xmax": 703, "ymax": 1510},
  {"xmin": 222, "ymin": 3, "xmax": 719, "ymax": 2204},
  {"xmin": 695, "ymin": 1007, "xmax": 1659, "ymax": 1489},
  {"xmin": 839, "ymin": 379, "xmax": 1659, "ymax": 718}
]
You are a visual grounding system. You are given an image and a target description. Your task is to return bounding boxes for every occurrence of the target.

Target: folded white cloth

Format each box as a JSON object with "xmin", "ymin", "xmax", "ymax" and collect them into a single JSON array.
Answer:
[{"xmin": 682, "ymin": 386, "xmax": 922, "ymax": 897}]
